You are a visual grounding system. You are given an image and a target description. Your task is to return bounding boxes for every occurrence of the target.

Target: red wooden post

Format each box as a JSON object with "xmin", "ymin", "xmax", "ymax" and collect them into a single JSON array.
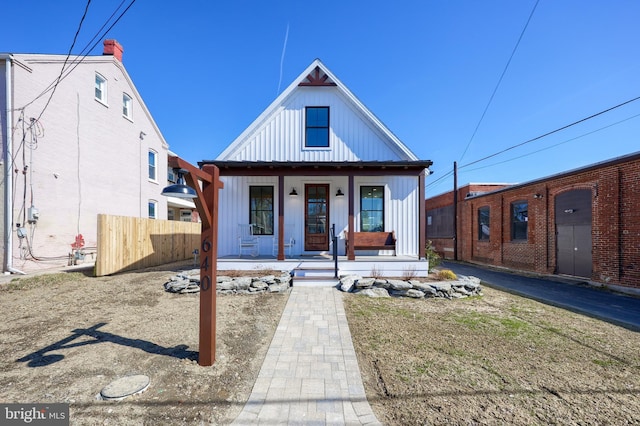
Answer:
[{"xmin": 170, "ymin": 157, "xmax": 223, "ymax": 367}]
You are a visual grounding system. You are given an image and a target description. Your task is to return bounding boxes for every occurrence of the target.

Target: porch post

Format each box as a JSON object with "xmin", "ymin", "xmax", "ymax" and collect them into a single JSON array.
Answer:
[
  {"xmin": 277, "ymin": 175, "xmax": 285, "ymax": 260},
  {"xmin": 348, "ymin": 174, "xmax": 355, "ymax": 260},
  {"xmin": 419, "ymin": 170, "xmax": 426, "ymax": 260}
]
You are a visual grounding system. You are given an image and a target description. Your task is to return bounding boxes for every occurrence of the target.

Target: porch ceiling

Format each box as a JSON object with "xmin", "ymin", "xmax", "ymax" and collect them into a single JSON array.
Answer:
[{"xmin": 199, "ymin": 160, "xmax": 433, "ymax": 176}]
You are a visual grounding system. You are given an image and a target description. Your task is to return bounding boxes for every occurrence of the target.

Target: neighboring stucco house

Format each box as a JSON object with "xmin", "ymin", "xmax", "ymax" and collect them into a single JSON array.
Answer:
[
  {"xmin": 205, "ymin": 59, "xmax": 432, "ymax": 274},
  {"xmin": 0, "ymin": 40, "xmax": 180, "ymax": 273},
  {"xmin": 426, "ymin": 152, "xmax": 640, "ymax": 293}
]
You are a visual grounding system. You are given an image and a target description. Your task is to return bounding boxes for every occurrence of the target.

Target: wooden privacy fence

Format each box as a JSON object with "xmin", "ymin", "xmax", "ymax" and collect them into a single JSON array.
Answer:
[{"xmin": 96, "ymin": 214, "xmax": 201, "ymax": 276}]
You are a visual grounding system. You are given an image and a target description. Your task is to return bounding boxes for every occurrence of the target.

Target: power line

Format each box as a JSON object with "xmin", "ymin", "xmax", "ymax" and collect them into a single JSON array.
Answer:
[
  {"xmin": 459, "ymin": 95, "xmax": 640, "ymax": 169},
  {"xmin": 427, "ymin": 96, "xmax": 640, "ymax": 192},
  {"xmin": 462, "ymin": 112, "xmax": 640, "ymax": 173},
  {"xmin": 31, "ymin": 0, "xmax": 92, "ymax": 126},
  {"xmin": 458, "ymin": 0, "xmax": 540, "ymax": 163},
  {"xmin": 17, "ymin": 0, "xmax": 134, "ymax": 113}
]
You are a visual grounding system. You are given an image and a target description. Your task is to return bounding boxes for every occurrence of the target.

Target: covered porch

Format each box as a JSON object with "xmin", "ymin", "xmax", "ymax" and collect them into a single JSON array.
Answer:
[{"xmin": 217, "ymin": 254, "xmax": 429, "ymax": 279}]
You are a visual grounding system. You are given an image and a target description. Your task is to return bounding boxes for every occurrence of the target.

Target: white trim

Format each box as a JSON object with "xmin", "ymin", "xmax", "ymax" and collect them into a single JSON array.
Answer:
[
  {"xmin": 217, "ymin": 59, "xmax": 419, "ymax": 161},
  {"xmin": 95, "ymin": 72, "xmax": 108, "ymax": 105}
]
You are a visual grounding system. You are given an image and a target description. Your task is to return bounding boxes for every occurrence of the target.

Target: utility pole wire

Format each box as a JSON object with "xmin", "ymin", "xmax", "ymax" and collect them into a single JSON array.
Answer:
[
  {"xmin": 31, "ymin": 0, "xmax": 92, "ymax": 126},
  {"xmin": 17, "ymin": 0, "xmax": 134, "ymax": 112},
  {"xmin": 459, "ymin": 95, "xmax": 640, "ymax": 169},
  {"xmin": 458, "ymin": 0, "xmax": 540, "ymax": 163}
]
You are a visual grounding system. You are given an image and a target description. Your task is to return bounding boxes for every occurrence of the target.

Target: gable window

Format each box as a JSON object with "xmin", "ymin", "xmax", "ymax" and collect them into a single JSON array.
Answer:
[
  {"xmin": 478, "ymin": 206, "xmax": 490, "ymax": 240},
  {"xmin": 249, "ymin": 186, "xmax": 274, "ymax": 235},
  {"xmin": 305, "ymin": 106, "xmax": 329, "ymax": 147},
  {"xmin": 95, "ymin": 73, "xmax": 107, "ymax": 103},
  {"xmin": 148, "ymin": 150, "xmax": 157, "ymax": 181},
  {"xmin": 360, "ymin": 186, "xmax": 384, "ymax": 232},
  {"xmin": 123, "ymin": 93, "xmax": 132, "ymax": 119},
  {"xmin": 511, "ymin": 201, "xmax": 528, "ymax": 240},
  {"xmin": 148, "ymin": 200, "xmax": 157, "ymax": 219}
]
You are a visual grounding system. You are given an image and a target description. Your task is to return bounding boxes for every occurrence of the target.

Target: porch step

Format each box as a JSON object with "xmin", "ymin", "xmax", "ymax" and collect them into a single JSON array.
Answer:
[{"xmin": 292, "ymin": 267, "xmax": 339, "ymax": 287}]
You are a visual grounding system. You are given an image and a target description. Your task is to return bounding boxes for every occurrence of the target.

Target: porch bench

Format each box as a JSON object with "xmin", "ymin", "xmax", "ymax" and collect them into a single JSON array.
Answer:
[{"xmin": 345, "ymin": 231, "xmax": 396, "ymax": 255}]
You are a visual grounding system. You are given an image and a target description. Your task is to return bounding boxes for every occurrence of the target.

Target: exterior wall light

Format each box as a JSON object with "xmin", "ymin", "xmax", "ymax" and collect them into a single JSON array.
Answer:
[
  {"xmin": 161, "ymin": 169, "xmax": 197, "ymax": 199},
  {"xmin": 289, "ymin": 188, "xmax": 298, "ymax": 196}
]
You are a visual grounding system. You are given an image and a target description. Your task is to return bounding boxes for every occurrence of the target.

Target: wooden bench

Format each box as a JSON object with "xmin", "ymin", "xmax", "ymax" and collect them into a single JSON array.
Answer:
[{"xmin": 345, "ymin": 231, "xmax": 396, "ymax": 255}]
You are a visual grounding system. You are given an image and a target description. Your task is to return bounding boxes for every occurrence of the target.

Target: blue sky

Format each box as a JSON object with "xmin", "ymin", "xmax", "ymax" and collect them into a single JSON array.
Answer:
[{"xmin": 3, "ymin": 1, "xmax": 639, "ymax": 196}]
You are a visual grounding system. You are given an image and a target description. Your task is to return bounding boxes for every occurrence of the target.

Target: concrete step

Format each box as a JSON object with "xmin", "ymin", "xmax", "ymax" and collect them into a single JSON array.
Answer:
[
  {"xmin": 293, "ymin": 267, "xmax": 337, "ymax": 279},
  {"xmin": 292, "ymin": 278, "xmax": 339, "ymax": 287}
]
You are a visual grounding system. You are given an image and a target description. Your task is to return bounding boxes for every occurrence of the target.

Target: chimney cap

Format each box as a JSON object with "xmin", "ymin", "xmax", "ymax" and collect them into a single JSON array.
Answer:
[{"xmin": 103, "ymin": 39, "xmax": 124, "ymax": 62}]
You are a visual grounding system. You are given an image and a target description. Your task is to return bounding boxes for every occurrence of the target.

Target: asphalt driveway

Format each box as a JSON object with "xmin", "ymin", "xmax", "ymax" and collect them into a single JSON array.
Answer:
[{"xmin": 443, "ymin": 261, "xmax": 640, "ymax": 332}]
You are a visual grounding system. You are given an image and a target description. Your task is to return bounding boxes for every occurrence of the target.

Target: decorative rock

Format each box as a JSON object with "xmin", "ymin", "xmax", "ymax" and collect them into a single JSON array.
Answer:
[
  {"xmin": 355, "ymin": 277, "xmax": 376, "ymax": 288},
  {"xmin": 388, "ymin": 279, "xmax": 413, "ymax": 291},
  {"xmin": 338, "ymin": 275, "xmax": 482, "ymax": 300},
  {"xmin": 250, "ymin": 281, "xmax": 268, "ymax": 291},
  {"xmin": 356, "ymin": 288, "xmax": 390, "ymax": 298},
  {"xmin": 236, "ymin": 277, "xmax": 252, "ymax": 290}
]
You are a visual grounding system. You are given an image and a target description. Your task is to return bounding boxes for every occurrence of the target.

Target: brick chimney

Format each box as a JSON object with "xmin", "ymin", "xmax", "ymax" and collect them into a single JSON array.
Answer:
[{"xmin": 103, "ymin": 39, "xmax": 124, "ymax": 62}]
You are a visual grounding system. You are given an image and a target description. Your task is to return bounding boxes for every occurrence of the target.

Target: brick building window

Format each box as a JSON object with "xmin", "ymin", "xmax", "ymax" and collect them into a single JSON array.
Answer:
[
  {"xmin": 511, "ymin": 201, "xmax": 528, "ymax": 240},
  {"xmin": 478, "ymin": 206, "xmax": 490, "ymax": 240}
]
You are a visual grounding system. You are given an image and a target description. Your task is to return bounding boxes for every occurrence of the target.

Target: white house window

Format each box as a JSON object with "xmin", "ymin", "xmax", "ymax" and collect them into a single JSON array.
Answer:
[
  {"xmin": 122, "ymin": 93, "xmax": 132, "ymax": 119},
  {"xmin": 95, "ymin": 73, "xmax": 107, "ymax": 103},
  {"xmin": 148, "ymin": 200, "xmax": 157, "ymax": 219},
  {"xmin": 360, "ymin": 186, "xmax": 384, "ymax": 232},
  {"xmin": 305, "ymin": 106, "xmax": 330, "ymax": 147},
  {"xmin": 148, "ymin": 150, "xmax": 157, "ymax": 181}
]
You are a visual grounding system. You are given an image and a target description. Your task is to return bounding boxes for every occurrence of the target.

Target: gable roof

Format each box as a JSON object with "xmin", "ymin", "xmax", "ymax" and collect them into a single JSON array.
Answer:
[{"xmin": 216, "ymin": 59, "xmax": 420, "ymax": 161}]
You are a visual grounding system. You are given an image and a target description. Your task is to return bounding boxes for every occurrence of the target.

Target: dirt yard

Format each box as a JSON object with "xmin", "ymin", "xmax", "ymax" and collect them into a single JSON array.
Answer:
[{"xmin": 1, "ymin": 262, "xmax": 639, "ymax": 425}]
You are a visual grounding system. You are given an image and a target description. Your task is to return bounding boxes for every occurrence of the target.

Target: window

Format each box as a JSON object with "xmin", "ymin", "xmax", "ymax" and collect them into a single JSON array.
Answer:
[
  {"xmin": 360, "ymin": 186, "xmax": 384, "ymax": 232},
  {"xmin": 511, "ymin": 201, "xmax": 528, "ymax": 240},
  {"xmin": 95, "ymin": 73, "xmax": 107, "ymax": 103},
  {"xmin": 122, "ymin": 93, "xmax": 132, "ymax": 119},
  {"xmin": 305, "ymin": 107, "xmax": 329, "ymax": 147},
  {"xmin": 478, "ymin": 206, "xmax": 490, "ymax": 240},
  {"xmin": 249, "ymin": 186, "xmax": 274, "ymax": 235},
  {"xmin": 148, "ymin": 150, "xmax": 157, "ymax": 181},
  {"xmin": 148, "ymin": 200, "xmax": 157, "ymax": 219},
  {"xmin": 426, "ymin": 205, "xmax": 454, "ymax": 238}
]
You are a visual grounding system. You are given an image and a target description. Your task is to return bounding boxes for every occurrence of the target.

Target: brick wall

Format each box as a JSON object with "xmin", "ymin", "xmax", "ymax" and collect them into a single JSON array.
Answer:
[{"xmin": 427, "ymin": 154, "xmax": 640, "ymax": 290}]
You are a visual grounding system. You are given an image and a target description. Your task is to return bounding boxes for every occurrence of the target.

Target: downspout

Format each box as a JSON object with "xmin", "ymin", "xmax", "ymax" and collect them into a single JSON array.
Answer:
[{"xmin": 3, "ymin": 56, "xmax": 24, "ymax": 274}]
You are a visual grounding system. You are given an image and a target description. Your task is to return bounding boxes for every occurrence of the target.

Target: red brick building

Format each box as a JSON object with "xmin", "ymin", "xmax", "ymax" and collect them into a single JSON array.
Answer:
[{"xmin": 426, "ymin": 152, "xmax": 640, "ymax": 292}]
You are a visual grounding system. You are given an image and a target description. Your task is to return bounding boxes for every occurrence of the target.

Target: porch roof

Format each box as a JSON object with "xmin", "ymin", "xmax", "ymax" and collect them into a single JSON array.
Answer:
[{"xmin": 199, "ymin": 160, "xmax": 433, "ymax": 176}]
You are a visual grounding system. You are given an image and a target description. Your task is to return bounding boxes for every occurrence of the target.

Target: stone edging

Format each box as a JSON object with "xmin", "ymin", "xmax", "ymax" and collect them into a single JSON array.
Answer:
[{"xmin": 338, "ymin": 274, "xmax": 482, "ymax": 298}]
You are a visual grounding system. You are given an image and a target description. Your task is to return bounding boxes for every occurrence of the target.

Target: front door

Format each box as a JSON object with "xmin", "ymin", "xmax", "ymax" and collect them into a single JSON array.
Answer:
[
  {"xmin": 305, "ymin": 184, "xmax": 329, "ymax": 251},
  {"xmin": 555, "ymin": 189, "xmax": 592, "ymax": 278}
]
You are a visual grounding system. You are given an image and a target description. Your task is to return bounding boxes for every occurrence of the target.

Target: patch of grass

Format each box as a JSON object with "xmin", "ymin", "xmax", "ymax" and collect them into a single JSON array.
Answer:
[
  {"xmin": 592, "ymin": 359, "xmax": 616, "ymax": 367},
  {"xmin": 451, "ymin": 312, "xmax": 530, "ymax": 337},
  {"xmin": 3, "ymin": 272, "xmax": 86, "ymax": 291},
  {"xmin": 348, "ymin": 297, "xmax": 421, "ymax": 320}
]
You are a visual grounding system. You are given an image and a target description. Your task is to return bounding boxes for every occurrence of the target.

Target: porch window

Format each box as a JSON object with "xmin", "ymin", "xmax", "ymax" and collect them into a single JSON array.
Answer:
[
  {"xmin": 360, "ymin": 186, "xmax": 384, "ymax": 232},
  {"xmin": 511, "ymin": 201, "xmax": 528, "ymax": 240},
  {"xmin": 478, "ymin": 206, "xmax": 490, "ymax": 240},
  {"xmin": 305, "ymin": 106, "xmax": 329, "ymax": 147},
  {"xmin": 249, "ymin": 186, "xmax": 274, "ymax": 235}
]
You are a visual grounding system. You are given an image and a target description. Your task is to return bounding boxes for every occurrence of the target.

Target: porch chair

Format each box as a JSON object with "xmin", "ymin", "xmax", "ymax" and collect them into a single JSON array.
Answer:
[
  {"xmin": 238, "ymin": 224, "xmax": 259, "ymax": 257},
  {"xmin": 272, "ymin": 224, "xmax": 295, "ymax": 257}
]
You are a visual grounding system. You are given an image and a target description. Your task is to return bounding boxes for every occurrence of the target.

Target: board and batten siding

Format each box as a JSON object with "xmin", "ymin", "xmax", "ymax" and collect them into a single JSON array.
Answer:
[
  {"xmin": 217, "ymin": 175, "xmax": 422, "ymax": 258},
  {"xmin": 222, "ymin": 88, "xmax": 407, "ymax": 163}
]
